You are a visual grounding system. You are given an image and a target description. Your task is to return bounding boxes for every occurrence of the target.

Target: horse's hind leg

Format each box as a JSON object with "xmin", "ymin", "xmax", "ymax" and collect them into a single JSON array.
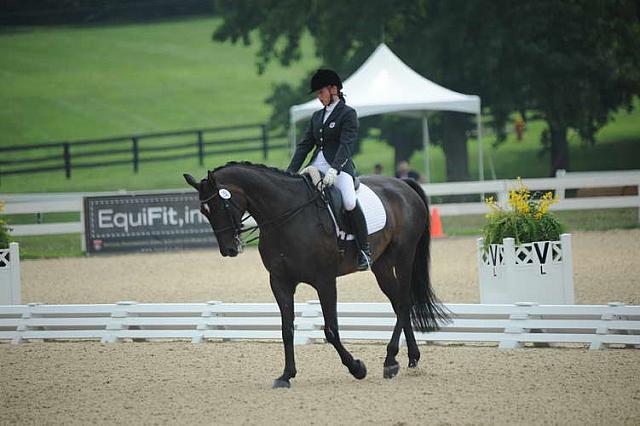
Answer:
[
  {"xmin": 316, "ymin": 282, "xmax": 367, "ymax": 380},
  {"xmin": 372, "ymin": 252, "xmax": 420, "ymax": 377}
]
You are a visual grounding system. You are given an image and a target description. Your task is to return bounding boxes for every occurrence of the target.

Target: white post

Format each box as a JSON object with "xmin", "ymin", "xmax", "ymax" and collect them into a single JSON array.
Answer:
[
  {"xmin": 503, "ymin": 237, "xmax": 516, "ymax": 303},
  {"xmin": 0, "ymin": 243, "xmax": 21, "ymax": 304},
  {"xmin": 9, "ymin": 243, "xmax": 20, "ymax": 304},
  {"xmin": 560, "ymin": 234, "xmax": 575, "ymax": 304},
  {"xmin": 476, "ymin": 238, "xmax": 486, "ymax": 303},
  {"xmin": 636, "ymin": 182, "xmax": 640, "ymax": 224},
  {"xmin": 422, "ymin": 113, "xmax": 431, "ymax": 183},
  {"xmin": 295, "ymin": 300, "xmax": 322, "ymax": 345},
  {"xmin": 477, "ymin": 110, "xmax": 484, "ymax": 182},
  {"xmin": 102, "ymin": 300, "xmax": 138, "ymax": 344},
  {"xmin": 497, "ymin": 179, "xmax": 509, "ymax": 204},
  {"xmin": 555, "ymin": 170, "xmax": 566, "ymax": 201},
  {"xmin": 500, "ymin": 302, "xmax": 537, "ymax": 349}
]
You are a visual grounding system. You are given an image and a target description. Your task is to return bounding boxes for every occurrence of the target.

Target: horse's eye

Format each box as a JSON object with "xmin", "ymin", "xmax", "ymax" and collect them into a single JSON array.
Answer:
[{"xmin": 201, "ymin": 204, "xmax": 210, "ymax": 215}]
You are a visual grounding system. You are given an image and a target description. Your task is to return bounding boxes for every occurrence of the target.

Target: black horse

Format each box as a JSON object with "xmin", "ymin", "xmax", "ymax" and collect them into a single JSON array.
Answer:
[{"xmin": 184, "ymin": 161, "xmax": 448, "ymax": 388}]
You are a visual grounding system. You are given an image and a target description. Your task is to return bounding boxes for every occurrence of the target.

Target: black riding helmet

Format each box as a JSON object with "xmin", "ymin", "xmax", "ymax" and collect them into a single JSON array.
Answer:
[{"xmin": 309, "ymin": 69, "xmax": 342, "ymax": 93}]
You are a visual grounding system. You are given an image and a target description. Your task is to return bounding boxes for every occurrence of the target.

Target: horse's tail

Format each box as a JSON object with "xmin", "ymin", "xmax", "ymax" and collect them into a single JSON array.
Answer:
[{"xmin": 402, "ymin": 179, "xmax": 451, "ymax": 332}]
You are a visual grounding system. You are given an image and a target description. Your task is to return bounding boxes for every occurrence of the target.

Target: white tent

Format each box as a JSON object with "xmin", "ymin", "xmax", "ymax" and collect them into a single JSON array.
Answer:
[{"xmin": 289, "ymin": 43, "xmax": 484, "ymax": 182}]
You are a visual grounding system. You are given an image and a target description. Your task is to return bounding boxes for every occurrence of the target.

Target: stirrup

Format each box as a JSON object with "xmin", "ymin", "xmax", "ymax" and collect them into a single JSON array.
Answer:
[{"xmin": 357, "ymin": 249, "xmax": 371, "ymax": 271}]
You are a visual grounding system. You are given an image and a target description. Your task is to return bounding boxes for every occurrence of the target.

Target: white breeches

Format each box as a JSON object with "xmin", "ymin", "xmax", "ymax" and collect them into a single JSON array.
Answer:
[{"xmin": 311, "ymin": 151, "xmax": 357, "ymax": 211}]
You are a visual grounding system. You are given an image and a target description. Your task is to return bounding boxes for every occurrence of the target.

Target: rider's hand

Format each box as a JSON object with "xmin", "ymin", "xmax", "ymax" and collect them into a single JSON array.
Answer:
[{"xmin": 323, "ymin": 168, "xmax": 338, "ymax": 187}]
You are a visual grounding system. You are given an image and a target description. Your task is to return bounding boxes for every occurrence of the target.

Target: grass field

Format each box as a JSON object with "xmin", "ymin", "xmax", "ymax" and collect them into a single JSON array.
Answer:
[
  {"xmin": 1, "ymin": 17, "xmax": 639, "ymax": 194},
  {"xmin": 0, "ymin": 18, "xmax": 317, "ymax": 144}
]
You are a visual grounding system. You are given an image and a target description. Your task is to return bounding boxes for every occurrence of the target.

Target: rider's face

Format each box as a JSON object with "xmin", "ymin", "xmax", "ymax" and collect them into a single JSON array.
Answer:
[{"xmin": 317, "ymin": 85, "xmax": 337, "ymax": 106}]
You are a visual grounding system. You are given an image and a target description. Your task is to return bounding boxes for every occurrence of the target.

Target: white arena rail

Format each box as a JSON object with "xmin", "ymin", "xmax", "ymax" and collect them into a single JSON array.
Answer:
[
  {"xmin": 2, "ymin": 170, "xmax": 639, "ymax": 236},
  {"xmin": 1, "ymin": 301, "xmax": 638, "ymax": 350}
]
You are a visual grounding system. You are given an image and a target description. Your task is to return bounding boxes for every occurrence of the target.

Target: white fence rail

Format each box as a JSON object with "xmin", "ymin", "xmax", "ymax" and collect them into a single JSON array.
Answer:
[
  {"xmin": 425, "ymin": 171, "xmax": 640, "ymax": 217},
  {"xmin": 1, "ymin": 301, "xmax": 638, "ymax": 350},
  {"xmin": 2, "ymin": 170, "xmax": 639, "ymax": 236}
]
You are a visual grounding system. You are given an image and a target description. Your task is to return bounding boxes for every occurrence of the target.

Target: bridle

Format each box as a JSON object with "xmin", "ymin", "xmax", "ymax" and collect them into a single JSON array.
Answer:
[
  {"xmin": 199, "ymin": 179, "xmax": 253, "ymax": 250},
  {"xmin": 200, "ymin": 175, "xmax": 322, "ymax": 248}
]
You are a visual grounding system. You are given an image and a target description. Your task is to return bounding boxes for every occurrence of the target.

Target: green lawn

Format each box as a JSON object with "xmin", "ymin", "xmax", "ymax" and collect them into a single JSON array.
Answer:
[
  {"xmin": 1, "ymin": 17, "xmax": 639, "ymax": 194},
  {"xmin": 0, "ymin": 17, "xmax": 319, "ymax": 191},
  {"xmin": 0, "ymin": 18, "xmax": 317, "ymax": 145},
  {"xmin": 10, "ymin": 233, "xmax": 84, "ymax": 258}
]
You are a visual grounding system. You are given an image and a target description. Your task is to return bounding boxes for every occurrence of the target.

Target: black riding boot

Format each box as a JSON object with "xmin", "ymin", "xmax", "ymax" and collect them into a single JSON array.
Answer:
[{"xmin": 349, "ymin": 201, "xmax": 372, "ymax": 271}]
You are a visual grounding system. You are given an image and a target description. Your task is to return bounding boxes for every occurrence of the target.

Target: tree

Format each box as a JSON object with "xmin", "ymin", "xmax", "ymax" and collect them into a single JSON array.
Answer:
[
  {"xmin": 2, "ymin": 0, "xmax": 215, "ymax": 26},
  {"xmin": 213, "ymin": 0, "xmax": 640, "ymax": 179},
  {"xmin": 502, "ymin": 1, "xmax": 640, "ymax": 175},
  {"xmin": 213, "ymin": 0, "xmax": 494, "ymax": 181}
]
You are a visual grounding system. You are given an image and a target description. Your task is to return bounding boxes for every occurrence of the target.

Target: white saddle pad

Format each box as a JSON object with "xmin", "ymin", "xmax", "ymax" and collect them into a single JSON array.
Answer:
[{"xmin": 332, "ymin": 183, "xmax": 387, "ymax": 240}]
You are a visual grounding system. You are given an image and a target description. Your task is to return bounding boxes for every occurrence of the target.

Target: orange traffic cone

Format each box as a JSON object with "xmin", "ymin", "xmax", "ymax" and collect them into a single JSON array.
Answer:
[{"xmin": 430, "ymin": 207, "xmax": 445, "ymax": 238}]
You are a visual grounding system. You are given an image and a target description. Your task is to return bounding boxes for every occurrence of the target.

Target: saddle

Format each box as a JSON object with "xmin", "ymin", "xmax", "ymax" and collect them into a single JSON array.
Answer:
[{"xmin": 301, "ymin": 167, "xmax": 360, "ymax": 239}]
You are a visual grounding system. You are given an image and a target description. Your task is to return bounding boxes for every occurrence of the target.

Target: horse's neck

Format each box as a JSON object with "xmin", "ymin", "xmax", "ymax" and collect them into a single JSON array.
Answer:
[{"xmin": 220, "ymin": 167, "xmax": 307, "ymax": 224}]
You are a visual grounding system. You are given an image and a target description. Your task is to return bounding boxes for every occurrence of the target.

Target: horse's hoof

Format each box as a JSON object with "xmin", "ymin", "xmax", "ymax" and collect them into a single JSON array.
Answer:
[
  {"xmin": 408, "ymin": 359, "xmax": 419, "ymax": 368},
  {"xmin": 350, "ymin": 359, "xmax": 367, "ymax": 380},
  {"xmin": 272, "ymin": 379, "xmax": 291, "ymax": 389},
  {"xmin": 383, "ymin": 363, "xmax": 400, "ymax": 379}
]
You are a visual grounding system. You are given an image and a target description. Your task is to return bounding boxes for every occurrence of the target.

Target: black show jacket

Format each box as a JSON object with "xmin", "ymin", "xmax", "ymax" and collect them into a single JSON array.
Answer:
[{"xmin": 287, "ymin": 99, "xmax": 358, "ymax": 176}]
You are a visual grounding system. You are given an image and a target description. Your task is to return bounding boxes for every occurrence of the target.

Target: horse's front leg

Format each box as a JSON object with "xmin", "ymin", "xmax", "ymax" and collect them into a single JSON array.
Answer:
[
  {"xmin": 317, "ymin": 283, "xmax": 367, "ymax": 380},
  {"xmin": 270, "ymin": 275, "xmax": 297, "ymax": 388}
]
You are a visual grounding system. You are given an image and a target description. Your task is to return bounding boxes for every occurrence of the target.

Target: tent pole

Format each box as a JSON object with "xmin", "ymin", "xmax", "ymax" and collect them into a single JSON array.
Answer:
[
  {"xmin": 422, "ymin": 113, "xmax": 431, "ymax": 183},
  {"xmin": 289, "ymin": 117, "xmax": 297, "ymax": 156},
  {"xmin": 477, "ymin": 110, "xmax": 484, "ymax": 182}
]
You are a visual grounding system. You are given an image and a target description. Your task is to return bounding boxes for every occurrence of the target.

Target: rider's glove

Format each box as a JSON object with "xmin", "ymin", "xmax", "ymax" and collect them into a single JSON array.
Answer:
[{"xmin": 323, "ymin": 168, "xmax": 338, "ymax": 187}]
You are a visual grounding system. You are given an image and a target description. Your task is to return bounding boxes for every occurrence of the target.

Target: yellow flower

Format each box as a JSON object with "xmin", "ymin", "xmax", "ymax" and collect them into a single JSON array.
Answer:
[
  {"xmin": 532, "ymin": 191, "xmax": 558, "ymax": 219},
  {"xmin": 485, "ymin": 195, "xmax": 503, "ymax": 217}
]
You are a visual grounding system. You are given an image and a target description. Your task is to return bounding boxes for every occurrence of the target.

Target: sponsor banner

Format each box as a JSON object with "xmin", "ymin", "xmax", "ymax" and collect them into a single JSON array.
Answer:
[{"xmin": 83, "ymin": 192, "xmax": 215, "ymax": 254}]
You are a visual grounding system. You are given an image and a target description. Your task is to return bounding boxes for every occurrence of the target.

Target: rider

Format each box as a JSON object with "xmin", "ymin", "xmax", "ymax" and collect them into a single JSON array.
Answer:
[{"xmin": 286, "ymin": 69, "xmax": 371, "ymax": 271}]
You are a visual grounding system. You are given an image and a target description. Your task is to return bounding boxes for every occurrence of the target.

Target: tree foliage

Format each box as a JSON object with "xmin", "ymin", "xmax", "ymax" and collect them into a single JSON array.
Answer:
[
  {"xmin": 2, "ymin": 0, "xmax": 214, "ymax": 26},
  {"xmin": 213, "ymin": 0, "xmax": 640, "ymax": 179},
  {"xmin": 504, "ymin": 1, "xmax": 640, "ymax": 174}
]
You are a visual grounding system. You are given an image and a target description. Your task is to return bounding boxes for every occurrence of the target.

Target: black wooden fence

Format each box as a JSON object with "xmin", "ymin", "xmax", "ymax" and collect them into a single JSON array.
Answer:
[{"xmin": 0, "ymin": 124, "xmax": 289, "ymax": 180}]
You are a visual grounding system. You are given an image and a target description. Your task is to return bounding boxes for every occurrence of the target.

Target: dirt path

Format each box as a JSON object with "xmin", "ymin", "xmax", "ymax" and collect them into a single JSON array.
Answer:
[
  {"xmin": 2, "ymin": 230, "xmax": 639, "ymax": 425},
  {"xmin": 19, "ymin": 229, "xmax": 640, "ymax": 305}
]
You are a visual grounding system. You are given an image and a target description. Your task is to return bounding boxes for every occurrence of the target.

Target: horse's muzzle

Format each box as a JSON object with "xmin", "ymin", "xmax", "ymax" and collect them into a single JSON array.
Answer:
[{"xmin": 222, "ymin": 247, "xmax": 239, "ymax": 257}]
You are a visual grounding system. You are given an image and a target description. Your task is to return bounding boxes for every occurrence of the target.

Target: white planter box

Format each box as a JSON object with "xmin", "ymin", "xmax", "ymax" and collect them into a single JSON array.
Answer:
[
  {"xmin": 477, "ymin": 234, "xmax": 574, "ymax": 304},
  {"xmin": 0, "ymin": 242, "xmax": 21, "ymax": 305}
]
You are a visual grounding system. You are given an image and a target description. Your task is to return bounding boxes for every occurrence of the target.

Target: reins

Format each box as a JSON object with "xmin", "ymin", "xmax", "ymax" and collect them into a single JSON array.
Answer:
[{"xmin": 201, "ymin": 176, "xmax": 322, "ymax": 246}]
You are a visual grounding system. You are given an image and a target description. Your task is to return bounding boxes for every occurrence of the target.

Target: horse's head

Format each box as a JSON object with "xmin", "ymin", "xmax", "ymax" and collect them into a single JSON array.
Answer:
[{"xmin": 184, "ymin": 170, "xmax": 248, "ymax": 257}]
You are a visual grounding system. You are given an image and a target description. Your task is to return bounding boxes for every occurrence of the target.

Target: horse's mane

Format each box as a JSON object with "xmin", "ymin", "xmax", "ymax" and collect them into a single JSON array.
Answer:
[{"xmin": 211, "ymin": 161, "xmax": 304, "ymax": 180}]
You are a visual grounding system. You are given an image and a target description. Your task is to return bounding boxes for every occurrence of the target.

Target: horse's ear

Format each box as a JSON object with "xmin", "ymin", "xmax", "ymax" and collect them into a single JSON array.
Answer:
[
  {"xmin": 207, "ymin": 170, "xmax": 216, "ymax": 184},
  {"xmin": 183, "ymin": 173, "xmax": 199, "ymax": 190}
]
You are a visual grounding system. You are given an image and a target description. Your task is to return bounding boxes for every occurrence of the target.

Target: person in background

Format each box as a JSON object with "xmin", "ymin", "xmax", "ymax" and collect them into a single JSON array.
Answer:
[
  {"xmin": 395, "ymin": 160, "xmax": 421, "ymax": 181},
  {"xmin": 514, "ymin": 113, "xmax": 525, "ymax": 141},
  {"xmin": 373, "ymin": 163, "xmax": 383, "ymax": 175}
]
